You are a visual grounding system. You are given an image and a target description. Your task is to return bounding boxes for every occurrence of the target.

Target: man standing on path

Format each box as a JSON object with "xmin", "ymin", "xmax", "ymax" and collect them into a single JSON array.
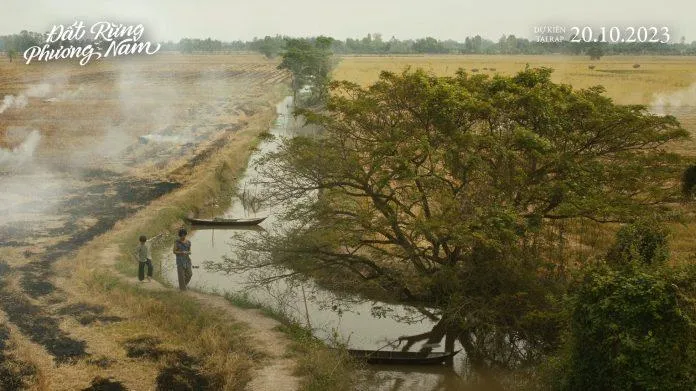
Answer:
[
  {"xmin": 173, "ymin": 228, "xmax": 193, "ymax": 290},
  {"xmin": 136, "ymin": 235, "xmax": 153, "ymax": 282}
]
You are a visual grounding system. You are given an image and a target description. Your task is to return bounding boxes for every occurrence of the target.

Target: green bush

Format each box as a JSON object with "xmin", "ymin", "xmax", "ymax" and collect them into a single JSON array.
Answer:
[
  {"xmin": 560, "ymin": 264, "xmax": 696, "ymax": 390},
  {"xmin": 606, "ymin": 220, "xmax": 669, "ymax": 267}
]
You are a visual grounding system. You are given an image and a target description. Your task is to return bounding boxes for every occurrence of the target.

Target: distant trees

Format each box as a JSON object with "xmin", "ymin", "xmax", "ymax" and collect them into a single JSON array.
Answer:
[
  {"xmin": 3, "ymin": 29, "xmax": 695, "ymax": 58},
  {"xmin": 587, "ymin": 45, "xmax": 604, "ymax": 60},
  {"xmin": 412, "ymin": 37, "xmax": 447, "ymax": 53},
  {"xmin": 179, "ymin": 38, "xmax": 223, "ymax": 53},
  {"xmin": 278, "ymin": 36, "xmax": 333, "ymax": 105},
  {"xmin": 463, "ymin": 35, "xmax": 483, "ymax": 53},
  {"xmin": 0, "ymin": 30, "xmax": 45, "ymax": 61},
  {"xmin": 586, "ymin": 36, "xmax": 606, "ymax": 60},
  {"xmin": 252, "ymin": 36, "xmax": 283, "ymax": 58}
]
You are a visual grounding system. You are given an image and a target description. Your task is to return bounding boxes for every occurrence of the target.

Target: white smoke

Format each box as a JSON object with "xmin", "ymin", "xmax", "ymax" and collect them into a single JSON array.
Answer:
[
  {"xmin": 25, "ymin": 83, "xmax": 52, "ymax": 98},
  {"xmin": 0, "ymin": 95, "xmax": 28, "ymax": 113},
  {"xmin": 0, "ymin": 83, "xmax": 53, "ymax": 114},
  {"xmin": 0, "ymin": 130, "xmax": 41, "ymax": 173},
  {"xmin": 651, "ymin": 83, "xmax": 696, "ymax": 116},
  {"xmin": 139, "ymin": 134, "xmax": 193, "ymax": 144}
]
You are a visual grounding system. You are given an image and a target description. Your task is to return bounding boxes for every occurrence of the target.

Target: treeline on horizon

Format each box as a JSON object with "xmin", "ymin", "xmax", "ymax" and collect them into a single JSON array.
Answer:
[{"xmin": 3, "ymin": 30, "xmax": 696, "ymax": 56}]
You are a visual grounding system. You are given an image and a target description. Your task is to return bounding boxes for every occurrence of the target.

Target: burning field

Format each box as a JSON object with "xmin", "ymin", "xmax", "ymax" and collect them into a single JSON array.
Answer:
[{"xmin": 0, "ymin": 54, "xmax": 288, "ymax": 389}]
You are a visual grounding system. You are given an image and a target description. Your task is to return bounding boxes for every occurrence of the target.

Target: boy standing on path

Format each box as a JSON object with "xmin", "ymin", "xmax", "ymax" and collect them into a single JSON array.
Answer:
[
  {"xmin": 173, "ymin": 228, "xmax": 193, "ymax": 290},
  {"xmin": 136, "ymin": 235, "xmax": 153, "ymax": 282}
]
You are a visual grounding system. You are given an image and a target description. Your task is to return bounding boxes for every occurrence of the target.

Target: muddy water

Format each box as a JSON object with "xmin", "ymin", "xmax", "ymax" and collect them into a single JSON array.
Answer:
[{"xmin": 159, "ymin": 97, "xmax": 476, "ymax": 390}]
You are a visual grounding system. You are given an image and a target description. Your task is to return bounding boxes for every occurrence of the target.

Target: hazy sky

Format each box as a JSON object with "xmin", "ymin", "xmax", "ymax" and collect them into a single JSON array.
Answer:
[{"xmin": 1, "ymin": 0, "xmax": 695, "ymax": 43}]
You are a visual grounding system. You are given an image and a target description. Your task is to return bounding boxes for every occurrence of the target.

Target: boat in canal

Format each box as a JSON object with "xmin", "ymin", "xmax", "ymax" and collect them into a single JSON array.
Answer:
[
  {"xmin": 186, "ymin": 216, "xmax": 267, "ymax": 227},
  {"xmin": 346, "ymin": 349, "xmax": 460, "ymax": 365}
]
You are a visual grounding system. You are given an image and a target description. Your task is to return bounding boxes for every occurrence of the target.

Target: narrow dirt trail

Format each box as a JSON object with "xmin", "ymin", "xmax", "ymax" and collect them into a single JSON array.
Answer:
[{"xmin": 99, "ymin": 245, "xmax": 301, "ymax": 391}]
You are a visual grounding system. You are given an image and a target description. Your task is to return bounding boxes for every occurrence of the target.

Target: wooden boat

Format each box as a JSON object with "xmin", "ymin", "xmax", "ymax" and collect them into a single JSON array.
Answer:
[
  {"xmin": 186, "ymin": 216, "xmax": 267, "ymax": 227},
  {"xmin": 191, "ymin": 224, "xmax": 266, "ymax": 232},
  {"xmin": 346, "ymin": 349, "xmax": 460, "ymax": 365}
]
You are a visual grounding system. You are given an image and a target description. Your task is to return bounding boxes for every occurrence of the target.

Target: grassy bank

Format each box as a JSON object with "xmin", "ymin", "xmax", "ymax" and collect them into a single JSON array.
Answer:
[{"xmin": 224, "ymin": 292, "xmax": 357, "ymax": 391}]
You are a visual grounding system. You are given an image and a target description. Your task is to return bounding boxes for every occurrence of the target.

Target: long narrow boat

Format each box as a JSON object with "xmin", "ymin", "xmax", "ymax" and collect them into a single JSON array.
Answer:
[
  {"xmin": 346, "ymin": 349, "xmax": 460, "ymax": 365},
  {"xmin": 186, "ymin": 216, "xmax": 267, "ymax": 227}
]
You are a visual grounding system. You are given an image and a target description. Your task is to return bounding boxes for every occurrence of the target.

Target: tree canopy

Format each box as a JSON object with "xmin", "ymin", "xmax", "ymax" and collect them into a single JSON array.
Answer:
[{"xmin": 278, "ymin": 37, "xmax": 333, "ymax": 104}]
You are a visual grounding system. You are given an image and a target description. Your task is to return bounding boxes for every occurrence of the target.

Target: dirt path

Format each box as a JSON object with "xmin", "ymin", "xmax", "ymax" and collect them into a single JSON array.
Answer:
[{"xmin": 100, "ymin": 245, "xmax": 301, "ymax": 391}]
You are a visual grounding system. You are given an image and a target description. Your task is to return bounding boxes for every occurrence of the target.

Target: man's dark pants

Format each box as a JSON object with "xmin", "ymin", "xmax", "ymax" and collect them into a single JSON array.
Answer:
[
  {"xmin": 138, "ymin": 259, "xmax": 153, "ymax": 281},
  {"xmin": 177, "ymin": 263, "xmax": 192, "ymax": 290}
]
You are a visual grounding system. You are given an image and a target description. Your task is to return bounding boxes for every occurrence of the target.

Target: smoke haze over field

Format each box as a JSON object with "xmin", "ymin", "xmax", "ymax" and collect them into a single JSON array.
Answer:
[
  {"xmin": 652, "ymin": 83, "xmax": 696, "ymax": 115},
  {"xmin": 0, "ymin": 129, "xmax": 41, "ymax": 172},
  {"xmin": 0, "ymin": 0, "xmax": 693, "ymax": 43},
  {"xmin": 0, "ymin": 83, "xmax": 53, "ymax": 114}
]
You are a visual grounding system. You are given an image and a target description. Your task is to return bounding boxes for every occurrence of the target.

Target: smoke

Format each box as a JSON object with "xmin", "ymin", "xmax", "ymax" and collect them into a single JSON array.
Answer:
[
  {"xmin": 68, "ymin": 125, "xmax": 135, "ymax": 170},
  {"xmin": 25, "ymin": 84, "xmax": 52, "ymax": 98},
  {"xmin": 0, "ymin": 83, "xmax": 53, "ymax": 114},
  {"xmin": 139, "ymin": 134, "xmax": 193, "ymax": 144},
  {"xmin": 44, "ymin": 85, "xmax": 87, "ymax": 103},
  {"xmin": 0, "ymin": 95, "xmax": 28, "ymax": 114},
  {"xmin": 0, "ymin": 171, "xmax": 66, "ymax": 224},
  {"xmin": 651, "ymin": 83, "xmax": 696, "ymax": 116},
  {"xmin": 0, "ymin": 130, "xmax": 41, "ymax": 173}
]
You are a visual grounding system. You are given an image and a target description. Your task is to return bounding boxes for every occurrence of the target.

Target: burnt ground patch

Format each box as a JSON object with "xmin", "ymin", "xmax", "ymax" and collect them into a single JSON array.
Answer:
[
  {"xmin": 123, "ymin": 336, "xmax": 165, "ymax": 360},
  {"xmin": 155, "ymin": 365, "xmax": 210, "ymax": 391},
  {"xmin": 0, "ymin": 176, "xmax": 179, "ymax": 365},
  {"xmin": 0, "ymin": 289, "xmax": 87, "ymax": 363},
  {"xmin": 87, "ymin": 356, "xmax": 116, "ymax": 369},
  {"xmin": 45, "ymin": 178, "xmax": 180, "ymax": 255},
  {"xmin": 81, "ymin": 376, "xmax": 128, "ymax": 391},
  {"xmin": 172, "ymin": 136, "xmax": 230, "ymax": 175},
  {"xmin": 123, "ymin": 336, "xmax": 212, "ymax": 391},
  {"xmin": 19, "ymin": 259, "xmax": 56, "ymax": 298},
  {"xmin": 0, "ymin": 241, "xmax": 30, "ymax": 247},
  {"xmin": 0, "ymin": 323, "xmax": 36, "ymax": 391},
  {"xmin": 0, "ymin": 224, "xmax": 32, "ymax": 245},
  {"xmin": 58, "ymin": 303, "xmax": 123, "ymax": 326}
]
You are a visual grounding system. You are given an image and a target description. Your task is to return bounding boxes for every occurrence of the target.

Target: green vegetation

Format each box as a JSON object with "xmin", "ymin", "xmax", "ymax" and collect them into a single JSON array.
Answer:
[
  {"xmin": 281, "ymin": 323, "xmax": 355, "ymax": 391},
  {"xmin": 223, "ymin": 292, "xmax": 357, "ymax": 391},
  {"xmin": 278, "ymin": 37, "xmax": 333, "ymax": 105},
  {"xmin": 554, "ymin": 222, "xmax": 696, "ymax": 390},
  {"xmin": 213, "ymin": 65, "xmax": 696, "ymax": 385}
]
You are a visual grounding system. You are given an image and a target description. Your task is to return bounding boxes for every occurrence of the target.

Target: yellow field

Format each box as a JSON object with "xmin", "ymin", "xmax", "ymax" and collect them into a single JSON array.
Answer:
[
  {"xmin": 335, "ymin": 54, "xmax": 696, "ymax": 150},
  {"xmin": 334, "ymin": 55, "xmax": 696, "ymax": 104},
  {"xmin": 334, "ymin": 55, "xmax": 696, "ymax": 263}
]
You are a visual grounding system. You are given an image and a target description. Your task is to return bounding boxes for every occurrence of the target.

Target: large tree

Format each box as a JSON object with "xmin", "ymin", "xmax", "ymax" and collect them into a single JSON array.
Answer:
[
  {"xmin": 217, "ymin": 68, "xmax": 688, "ymax": 368},
  {"xmin": 278, "ymin": 36, "xmax": 333, "ymax": 104}
]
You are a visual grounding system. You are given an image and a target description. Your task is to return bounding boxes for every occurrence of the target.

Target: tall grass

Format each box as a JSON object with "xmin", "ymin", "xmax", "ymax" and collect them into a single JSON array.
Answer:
[{"xmin": 223, "ymin": 292, "xmax": 358, "ymax": 391}]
